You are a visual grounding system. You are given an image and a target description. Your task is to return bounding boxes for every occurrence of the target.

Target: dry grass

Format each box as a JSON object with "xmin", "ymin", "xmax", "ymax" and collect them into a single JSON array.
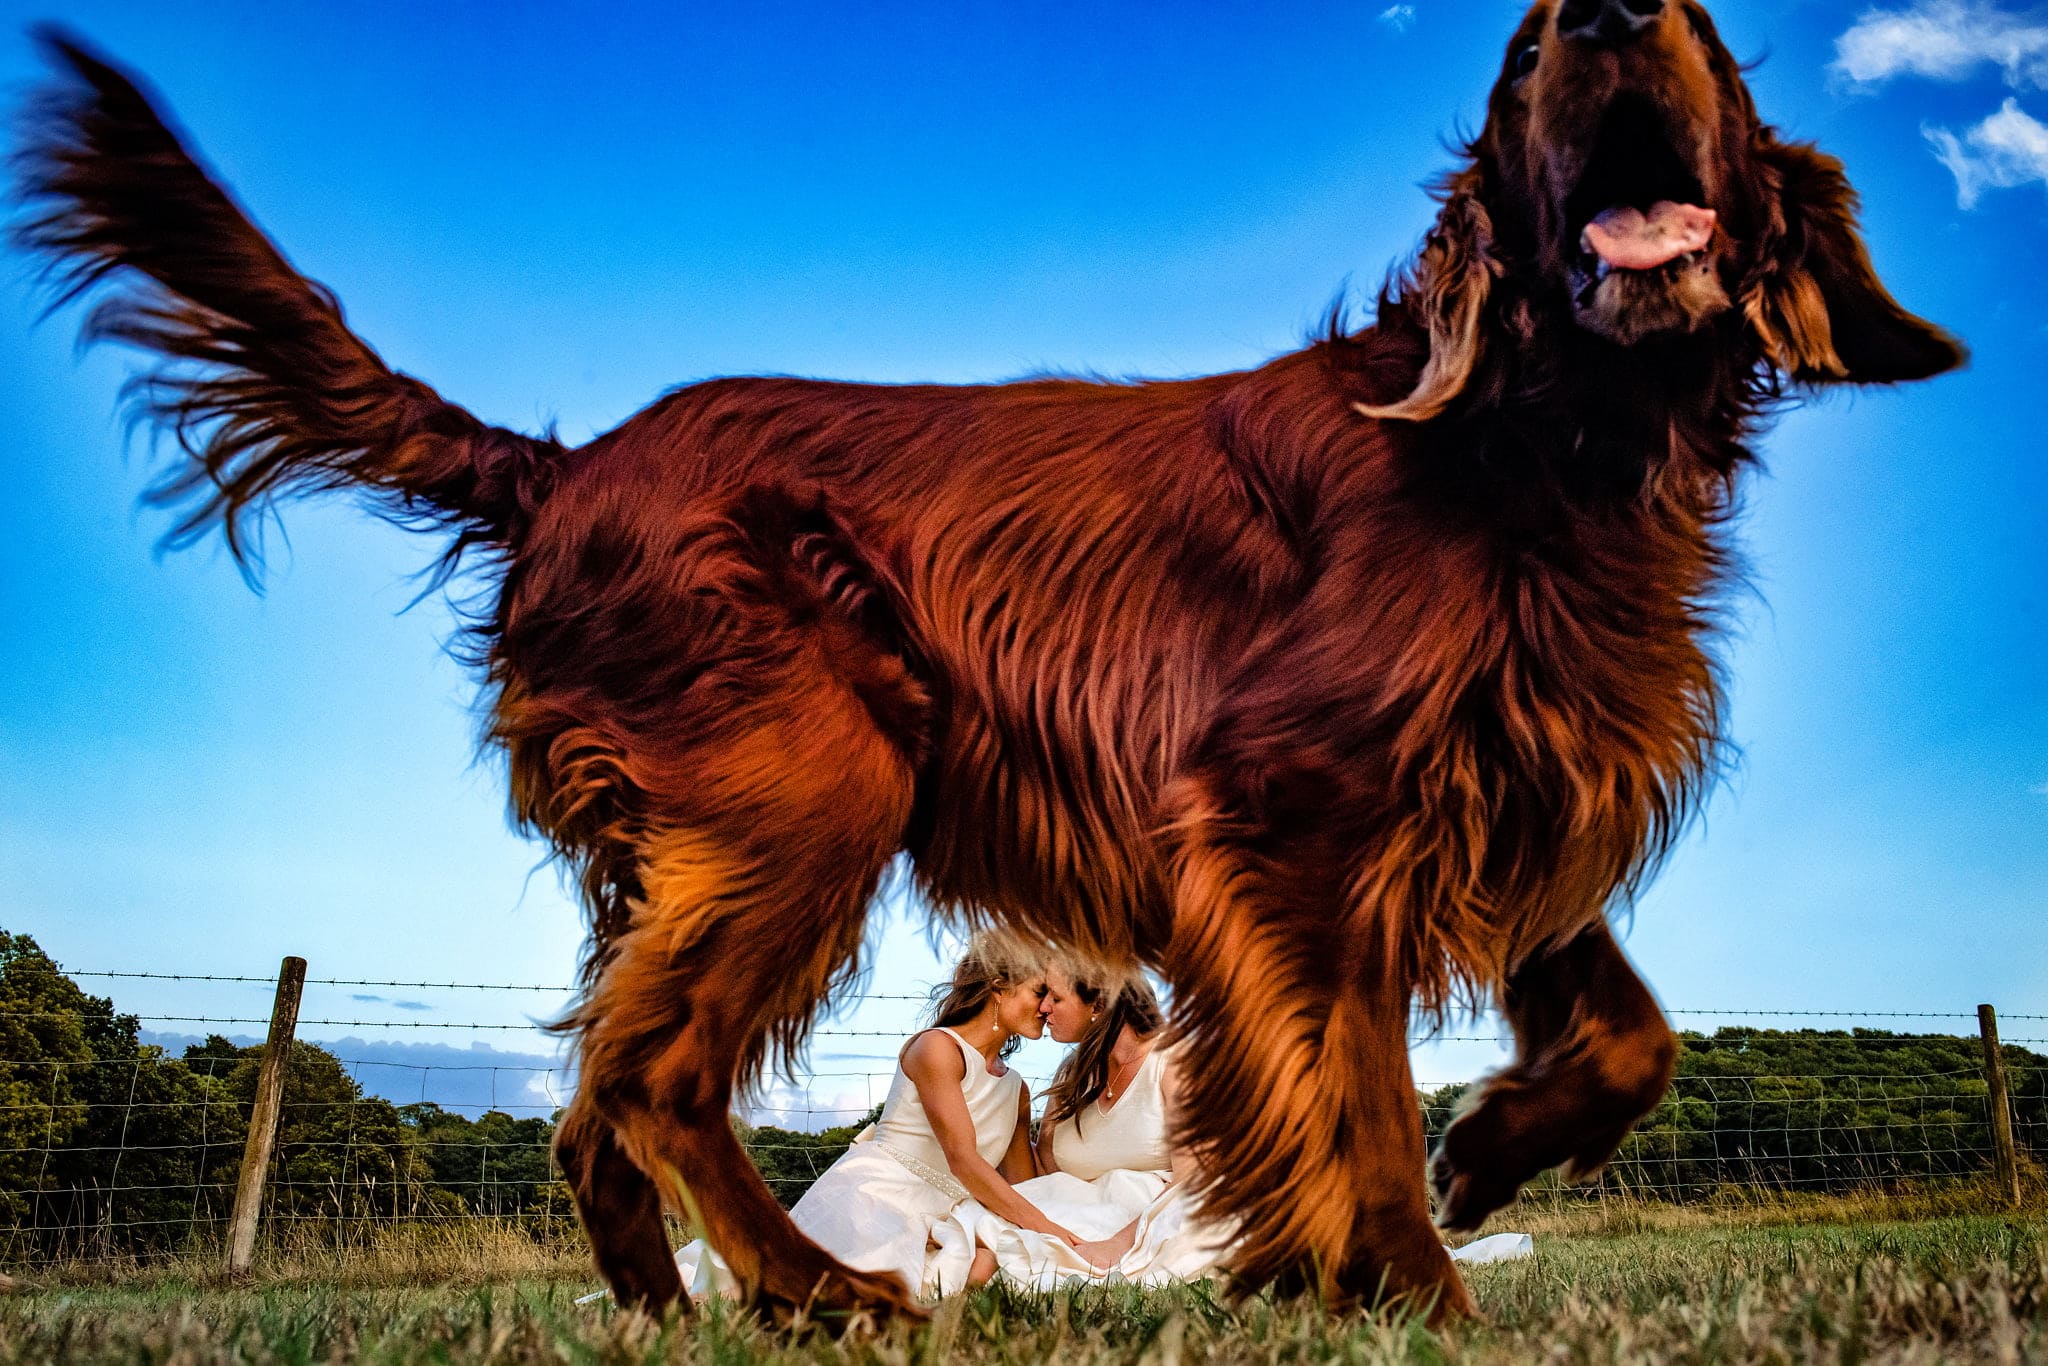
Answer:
[
  {"xmin": 12, "ymin": 1219, "xmax": 594, "ymax": 1291},
  {"xmin": 1473, "ymin": 1172, "xmax": 2047, "ymax": 1241},
  {"xmin": 4, "ymin": 1204, "xmax": 2045, "ymax": 1362}
]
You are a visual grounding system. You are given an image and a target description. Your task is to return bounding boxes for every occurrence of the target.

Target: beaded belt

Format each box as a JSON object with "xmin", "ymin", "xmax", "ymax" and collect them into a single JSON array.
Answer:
[{"xmin": 873, "ymin": 1138, "xmax": 969, "ymax": 1202}]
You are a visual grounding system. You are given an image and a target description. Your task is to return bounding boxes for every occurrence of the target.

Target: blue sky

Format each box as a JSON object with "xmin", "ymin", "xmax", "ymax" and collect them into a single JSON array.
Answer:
[{"xmin": 1, "ymin": 0, "xmax": 2042, "ymax": 1114}]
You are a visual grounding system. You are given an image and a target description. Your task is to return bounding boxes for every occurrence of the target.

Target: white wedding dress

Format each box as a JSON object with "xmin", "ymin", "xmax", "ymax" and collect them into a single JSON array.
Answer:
[
  {"xmin": 676, "ymin": 1026, "xmax": 1023, "ymax": 1299},
  {"xmin": 936, "ymin": 1041, "xmax": 1532, "ymax": 1292}
]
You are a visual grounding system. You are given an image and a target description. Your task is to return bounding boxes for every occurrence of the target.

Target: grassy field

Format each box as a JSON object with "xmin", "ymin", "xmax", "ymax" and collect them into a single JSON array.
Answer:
[{"xmin": 5, "ymin": 1200, "xmax": 2045, "ymax": 1363}]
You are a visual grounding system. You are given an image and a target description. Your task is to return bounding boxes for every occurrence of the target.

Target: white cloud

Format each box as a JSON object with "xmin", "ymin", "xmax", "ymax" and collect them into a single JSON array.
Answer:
[
  {"xmin": 1925, "ymin": 97, "xmax": 2048, "ymax": 205},
  {"xmin": 1379, "ymin": 4, "xmax": 1417, "ymax": 33},
  {"xmin": 2031, "ymin": 780, "xmax": 2048, "ymax": 797},
  {"xmin": 1835, "ymin": 0, "xmax": 2048, "ymax": 89},
  {"xmin": 742, "ymin": 1082, "xmax": 875, "ymax": 1133}
]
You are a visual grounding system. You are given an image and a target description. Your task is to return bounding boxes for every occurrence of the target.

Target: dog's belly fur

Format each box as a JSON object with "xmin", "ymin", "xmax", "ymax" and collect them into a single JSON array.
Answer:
[{"xmin": 499, "ymin": 369, "xmax": 1312, "ymax": 961}]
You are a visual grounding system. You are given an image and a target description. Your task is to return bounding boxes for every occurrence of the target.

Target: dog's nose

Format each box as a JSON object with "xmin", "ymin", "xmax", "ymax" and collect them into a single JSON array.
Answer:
[{"xmin": 1557, "ymin": 0, "xmax": 1665, "ymax": 44}]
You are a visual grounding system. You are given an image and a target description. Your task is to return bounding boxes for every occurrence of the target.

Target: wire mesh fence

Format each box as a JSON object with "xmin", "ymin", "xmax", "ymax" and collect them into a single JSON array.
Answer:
[
  {"xmin": 3, "ymin": 956, "xmax": 2042, "ymax": 1268},
  {"xmin": 1424, "ymin": 1056, "xmax": 2048, "ymax": 1202}
]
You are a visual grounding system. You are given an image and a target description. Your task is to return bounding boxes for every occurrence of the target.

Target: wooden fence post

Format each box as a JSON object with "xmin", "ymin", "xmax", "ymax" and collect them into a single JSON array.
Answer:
[
  {"xmin": 1977, "ymin": 1002, "xmax": 2023, "ymax": 1210},
  {"xmin": 225, "ymin": 956, "xmax": 306, "ymax": 1276}
]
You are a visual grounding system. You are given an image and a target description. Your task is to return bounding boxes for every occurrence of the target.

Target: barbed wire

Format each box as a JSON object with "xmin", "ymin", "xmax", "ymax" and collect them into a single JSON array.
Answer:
[
  {"xmin": 64, "ymin": 970, "xmax": 935, "ymax": 1001},
  {"xmin": 17, "ymin": 1008, "xmax": 2048, "ymax": 1053},
  {"xmin": 60, "ymin": 972, "xmax": 2048, "ymax": 1020},
  {"xmin": 1666, "ymin": 1009, "xmax": 1994, "ymax": 1019},
  {"xmin": 3, "ymin": 1011, "xmax": 924, "ymax": 1035}
]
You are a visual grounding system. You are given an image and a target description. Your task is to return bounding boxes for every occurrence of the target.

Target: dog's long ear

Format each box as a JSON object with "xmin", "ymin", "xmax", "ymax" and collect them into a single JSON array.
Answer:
[
  {"xmin": 1744, "ymin": 137, "xmax": 1965, "ymax": 385},
  {"xmin": 1358, "ymin": 168, "xmax": 1503, "ymax": 422}
]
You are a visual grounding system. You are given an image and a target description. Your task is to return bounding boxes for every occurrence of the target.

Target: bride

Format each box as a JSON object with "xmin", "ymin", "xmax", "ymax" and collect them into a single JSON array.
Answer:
[{"xmin": 675, "ymin": 938, "xmax": 1089, "ymax": 1299}]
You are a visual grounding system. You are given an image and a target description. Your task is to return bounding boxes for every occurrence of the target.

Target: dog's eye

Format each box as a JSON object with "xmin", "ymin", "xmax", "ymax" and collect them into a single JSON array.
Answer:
[{"xmin": 1511, "ymin": 41, "xmax": 1540, "ymax": 79}]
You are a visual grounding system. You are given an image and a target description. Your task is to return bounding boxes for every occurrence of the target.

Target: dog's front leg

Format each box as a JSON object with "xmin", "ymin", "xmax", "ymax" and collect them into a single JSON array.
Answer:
[
  {"xmin": 1430, "ymin": 919, "xmax": 1676, "ymax": 1230},
  {"xmin": 1324, "ymin": 968, "xmax": 1475, "ymax": 1319},
  {"xmin": 1159, "ymin": 772, "xmax": 1474, "ymax": 1322}
]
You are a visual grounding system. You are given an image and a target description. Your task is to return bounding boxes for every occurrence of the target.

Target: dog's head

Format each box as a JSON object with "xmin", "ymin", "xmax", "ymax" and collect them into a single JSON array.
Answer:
[{"xmin": 1365, "ymin": 0, "xmax": 1964, "ymax": 422}]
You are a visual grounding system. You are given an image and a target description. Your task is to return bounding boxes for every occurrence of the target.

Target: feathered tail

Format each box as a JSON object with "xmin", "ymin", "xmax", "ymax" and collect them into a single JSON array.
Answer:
[{"xmin": 14, "ymin": 29, "xmax": 562, "ymax": 575}]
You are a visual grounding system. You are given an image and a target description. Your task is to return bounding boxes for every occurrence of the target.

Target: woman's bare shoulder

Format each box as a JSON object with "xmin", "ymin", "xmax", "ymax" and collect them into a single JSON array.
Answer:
[{"xmin": 900, "ymin": 1028, "xmax": 967, "ymax": 1082}]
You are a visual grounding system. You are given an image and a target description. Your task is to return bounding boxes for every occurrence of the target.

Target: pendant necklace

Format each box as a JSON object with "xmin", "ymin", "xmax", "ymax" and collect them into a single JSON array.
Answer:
[{"xmin": 1103, "ymin": 1050, "xmax": 1141, "ymax": 1104}]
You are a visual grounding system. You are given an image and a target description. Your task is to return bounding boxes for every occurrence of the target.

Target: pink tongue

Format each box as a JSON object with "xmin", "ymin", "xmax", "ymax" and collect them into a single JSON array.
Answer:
[{"xmin": 1582, "ymin": 201, "xmax": 1717, "ymax": 270}]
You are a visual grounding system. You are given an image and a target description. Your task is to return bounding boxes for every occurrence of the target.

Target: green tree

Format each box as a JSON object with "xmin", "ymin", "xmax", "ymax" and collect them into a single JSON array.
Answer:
[
  {"xmin": 187, "ymin": 1036, "xmax": 428, "ymax": 1224},
  {"xmin": 0, "ymin": 931, "xmax": 101, "ymax": 1227},
  {"xmin": 0, "ymin": 934, "xmax": 242, "ymax": 1257},
  {"xmin": 1422, "ymin": 1029, "xmax": 2047, "ymax": 1202},
  {"xmin": 399, "ymin": 1103, "xmax": 566, "ymax": 1222},
  {"xmin": 1610, "ymin": 1028, "xmax": 2047, "ymax": 1197},
  {"xmin": 738, "ymin": 1105, "xmax": 883, "ymax": 1208}
]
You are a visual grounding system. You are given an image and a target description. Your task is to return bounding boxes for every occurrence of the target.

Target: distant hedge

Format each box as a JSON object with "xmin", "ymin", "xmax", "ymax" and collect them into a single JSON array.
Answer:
[{"xmin": 1423, "ymin": 1027, "xmax": 2047, "ymax": 1198}]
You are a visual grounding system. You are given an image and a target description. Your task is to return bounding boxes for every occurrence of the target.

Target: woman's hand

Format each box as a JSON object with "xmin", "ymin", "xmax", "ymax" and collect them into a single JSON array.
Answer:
[{"xmin": 1029, "ymin": 1217, "xmax": 1085, "ymax": 1247}]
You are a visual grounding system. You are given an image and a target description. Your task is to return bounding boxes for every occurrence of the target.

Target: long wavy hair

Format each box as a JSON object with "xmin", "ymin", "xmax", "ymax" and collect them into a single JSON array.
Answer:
[
  {"xmin": 923, "ymin": 935, "xmax": 1041, "ymax": 1061},
  {"xmin": 1043, "ymin": 969, "xmax": 1165, "ymax": 1132}
]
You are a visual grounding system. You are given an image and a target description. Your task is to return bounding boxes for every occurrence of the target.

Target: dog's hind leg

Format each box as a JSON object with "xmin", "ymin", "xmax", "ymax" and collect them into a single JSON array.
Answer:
[
  {"xmin": 1160, "ymin": 779, "xmax": 1474, "ymax": 1322},
  {"xmin": 521, "ymin": 487, "xmax": 932, "ymax": 1322},
  {"xmin": 561, "ymin": 660, "xmax": 926, "ymax": 1326},
  {"xmin": 1429, "ymin": 920, "xmax": 1676, "ymax": 1231}
]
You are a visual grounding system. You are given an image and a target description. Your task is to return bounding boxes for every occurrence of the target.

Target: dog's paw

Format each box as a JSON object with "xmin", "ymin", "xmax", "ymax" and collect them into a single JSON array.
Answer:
[
  {"xmin": 1430, "ymin": 1076, "xmax": 1644, "ymax": 1228},
  {"xmin": 1329, "ymin": 1242, "xmax": 1479, "ymax": 1324},
  {"xmin": 1557, "ymin": 1121, "xmax": 1636, "ymax": 1186},
  {"xmin": 1433, "ymin": 1089, "xmax": 1540, "ymax": 1236},
  {"xmin": 600, "ymin": 1257, "xmax": 689, "ymax": 1318},
  {"xmin": 1429, "ymin": 1109, "xmax": 1526, "ymax": 1232},
  {"xmin": 763, "ymin": 1263, "xmax": 929, "ymax": 1333}
]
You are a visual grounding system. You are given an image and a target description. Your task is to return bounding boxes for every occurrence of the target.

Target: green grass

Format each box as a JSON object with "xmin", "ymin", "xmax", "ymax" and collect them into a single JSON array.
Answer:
[{"xmin": 5, "ymin": 1210, "xmax": 2045, "ymax": 1363}]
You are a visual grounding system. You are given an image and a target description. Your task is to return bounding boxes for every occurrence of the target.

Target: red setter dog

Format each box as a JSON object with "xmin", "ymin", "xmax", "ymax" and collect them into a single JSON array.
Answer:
[{"xmin": 21, "ymin": 0, "xmax": 1959, "ymax": 1324}]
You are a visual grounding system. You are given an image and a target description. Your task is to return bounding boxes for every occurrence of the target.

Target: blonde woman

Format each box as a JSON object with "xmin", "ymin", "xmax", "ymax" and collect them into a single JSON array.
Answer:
[{"xmin": 675, "ymin": 940, "xmax": 1085, "ymax": 1299}]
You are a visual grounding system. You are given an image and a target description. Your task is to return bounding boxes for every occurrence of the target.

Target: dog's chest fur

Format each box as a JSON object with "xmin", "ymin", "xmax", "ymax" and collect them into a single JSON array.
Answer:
[{"xmin": 1380, "ymin": 440, "xmax": 1731, "ymax": 958}]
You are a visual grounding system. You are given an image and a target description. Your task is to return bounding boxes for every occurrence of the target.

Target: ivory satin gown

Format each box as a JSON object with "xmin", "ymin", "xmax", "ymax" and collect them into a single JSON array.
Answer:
[{"xmin": 676, "ymin": 1026, "xmax": 1021, "ymax": 1299}]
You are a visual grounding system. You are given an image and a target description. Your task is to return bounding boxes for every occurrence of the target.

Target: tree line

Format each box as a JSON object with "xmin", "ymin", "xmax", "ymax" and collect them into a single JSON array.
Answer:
[{"xmin": 1, "ymin": 932, "xmax": 572, "ymax": 1259}]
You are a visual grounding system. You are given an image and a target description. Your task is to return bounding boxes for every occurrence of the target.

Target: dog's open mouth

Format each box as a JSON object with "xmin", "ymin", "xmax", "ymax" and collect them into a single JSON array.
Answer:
[
  {"xmin": 1579, "ymin": 201, "xmax": 1715, "ymax": 278},
  {"xmin": 1562, "ymin": 96, "xmax": 1726, "ymax": 339}
]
